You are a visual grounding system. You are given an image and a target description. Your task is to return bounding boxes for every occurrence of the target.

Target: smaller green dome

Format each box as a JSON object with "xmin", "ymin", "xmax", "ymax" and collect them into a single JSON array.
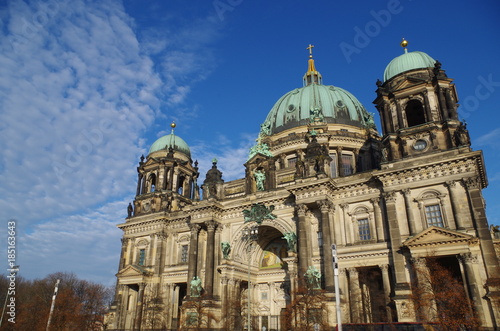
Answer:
[
  {"xmin": 384, "ymin": 51, "xmax": 436, "ymax": 81},
  {"xmin": 149, "ymin": 133, "xmax": 191, "ymax": 156}
]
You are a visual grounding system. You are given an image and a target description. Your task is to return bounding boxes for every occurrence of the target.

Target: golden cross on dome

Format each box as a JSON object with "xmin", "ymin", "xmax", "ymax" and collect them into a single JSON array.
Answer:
[{"xmin": 306, "ymin": 44, "xmax": 314, "ymax": 57}]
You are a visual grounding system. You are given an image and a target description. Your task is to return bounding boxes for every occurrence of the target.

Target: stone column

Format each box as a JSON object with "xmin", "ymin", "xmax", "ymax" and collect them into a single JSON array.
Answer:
[
  {"xmin": 446, "ymin": 180, "xmax": 471, "ymax": 229},
  {"xmin": 136, "ymin": 173, "xmax": 142, "ymax": 195},
  {"xmin": 339, "ymin": 268, "xmax": 350, "ymax": 323},
  {"xmin": 154, "ymin": 232, "xmax": 167, "ymax": 274},
  {"xmin": 127, "ymin": 239, "xmax": 134, "ymax": 265},
  {"xmin": 402, "ymin": 189, "xmax": 417, "ymax": 235},
  {"xmin": 187, "ymin": 223, "xmax": 200, "ymax": 296},
  {"xmin": 337, "ymin": 147, "xmax": 344, "ymax": 177},
  {"xmin": 459, "ymin": 253, "xmax": 487, "ymax": 326},
  {"xmin": 119, "ymin": 238, "xmax": 128, "ymax": 270},
  {"xmin": 134, "ymin": 283, "xmax": 145, "ymax": 331},
  {"xmin": 204, "ymin": 220, "xmax": 217, "ymax": 297},
  {"xmin": 220, "ymin": 276, "xmax": 229, "ymax": 322},
  {"xmin": 283, "ymin": 254, "xmax": 298, "ymax": 302},
  {"xmin": 296, "ymin": 204, "xmax": 309, "ymax": 277},
  {"xmin": 464, "ymin": 177, "xmax": 500, "ymax": 279},
  {"xmin": 412, "ymin": 258, "xmax": 437, "ymax": 321},
  {"xmin": 348, "ymin": 268, "xmax": 362, "ymax": 323},
  {"xmin": 371, "ymin": 198, "xmax": 385, "ymax": 242},
  {"xmin": 380, "ymin": 264, "xmax": 393, "ymax": 322},
  {"xmin": 383, "ymin": 191, "xmax": 412, "ymax": 321},
  {"xmin": 318, "ymin": 200, "xmax": 335, "ymax": 291},
  {"xmin": 340, "ymin": 204, "xmax": 351, "ymax": 245}
]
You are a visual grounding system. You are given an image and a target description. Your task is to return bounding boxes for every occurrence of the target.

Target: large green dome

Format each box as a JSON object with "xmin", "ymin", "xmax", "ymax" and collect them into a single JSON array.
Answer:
[
  {"xmin": 260, "ymin": 83, "xmax": 375, "ymax": 136},
  {"xmin": 384, "ymin": 51, "xmax": 435, "ymax": 82},
  {"xmin": 149, "ymin": 132, "xmax": 191, "ymax": 156}
]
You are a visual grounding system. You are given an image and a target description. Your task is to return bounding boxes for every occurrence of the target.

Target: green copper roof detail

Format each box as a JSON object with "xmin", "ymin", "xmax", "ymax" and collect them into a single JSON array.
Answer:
[
  {"xmin": 384, "ymin": 51, "xmax": 436, "ymax": 81},
  {"xmin": 248, "ymin": 142, "xmax": 274, "ymax": 160},
  {"xmin": 149, "ymin": 133, "xmax": 191, "ymax": 156},
  {"xmin": 260, "ymin": 84, "xmax": 376, "ymax": 136}
]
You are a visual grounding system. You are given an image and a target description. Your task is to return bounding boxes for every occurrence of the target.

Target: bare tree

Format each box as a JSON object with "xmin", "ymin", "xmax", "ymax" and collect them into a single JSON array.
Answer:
[
  {"xmin": 282, "ymin": 284, "xmax": 329, "ymax": 331},
  {"xmin": 410, "ymin": 258, "xmax": 480, "ymax": 330}
]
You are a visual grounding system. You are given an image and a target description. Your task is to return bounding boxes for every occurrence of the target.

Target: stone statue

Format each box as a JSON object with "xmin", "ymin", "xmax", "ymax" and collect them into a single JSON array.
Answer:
[
  {"xmin": 253, "ymin": 169, "xmax": 266, "ymax": 191},
  {"xmin": 304, "ymin": 266, "xmax": 321, "ymax": 289},
  {"xmin": 295, "ymin": 159, "xmax": 305, "ymax": 178},
  {"xmin": 454, "ymin": 123, "xmax": 470, "ymax": 146},
  {"xmin": 127, "ymin": 203, "xmax": 133, "ymax": 217},
  {"xmin": 310, "ymin": 106, "xmax": 324, "ymax": 123},
  {"xmin": 190, "ymin": 276, "xmax": 202, "ymax": 297},
  {"xmin": 282, "ymin": 232, "xmax": 297, "ymax": 253},
  {"xmin": 221, "ymin": 242, "xmax": 231, "ymax": 259}
]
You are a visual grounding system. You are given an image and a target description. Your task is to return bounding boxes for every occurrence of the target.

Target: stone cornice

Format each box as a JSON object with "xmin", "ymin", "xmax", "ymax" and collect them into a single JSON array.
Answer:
[{"xmin": 375, "ymin": 151, "xmax": 486, "ymax": 189}]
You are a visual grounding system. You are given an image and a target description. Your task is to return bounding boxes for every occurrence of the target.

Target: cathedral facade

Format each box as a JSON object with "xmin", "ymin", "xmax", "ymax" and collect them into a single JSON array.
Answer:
[{"xmin": 106, "ymin": 43, "xmax": 500, "ymax": 330}]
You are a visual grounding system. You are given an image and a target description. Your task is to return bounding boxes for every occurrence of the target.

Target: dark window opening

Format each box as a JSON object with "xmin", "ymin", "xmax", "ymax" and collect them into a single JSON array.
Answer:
[{"xmin": 406, "ymin": 99, "xmax": 426, "ymax": 127}]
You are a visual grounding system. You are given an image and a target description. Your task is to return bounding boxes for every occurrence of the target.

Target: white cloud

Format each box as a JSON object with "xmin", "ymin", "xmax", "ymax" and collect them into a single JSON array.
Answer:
[
  {"xmin": 475, "ymin": 128, "xmax": 500, "ymax": 149},
  {"xmin": 0, "ymin": 0, "xmax": 223, "ymax": 283}
]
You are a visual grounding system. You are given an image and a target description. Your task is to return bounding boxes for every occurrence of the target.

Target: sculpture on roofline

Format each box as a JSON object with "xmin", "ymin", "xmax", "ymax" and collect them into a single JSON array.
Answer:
[
  {"xmin": 190, "ymin": 276, "xmax": 202, "ymax": 297},
  {"xmin": 282, "ymin": 232, "xmax": 297, "ymax": 253},
  {"xmin": 221, "ymin": 242, "xmax": 231, "ymax": 259},
  {"xmin": 304, "ymin": 266, "xmax": 321, "ymax": 289}
]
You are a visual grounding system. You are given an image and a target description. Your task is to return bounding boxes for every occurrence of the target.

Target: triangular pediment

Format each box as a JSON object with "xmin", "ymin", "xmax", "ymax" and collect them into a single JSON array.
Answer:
[
  {"xmin": 404, "ymin": 226, "xmax": 476, "ymax": 248},
  {"xmin": 392, "ymin": 76, "xmax": 428, "ymax": 91},
  {"xmin": 246, "ymin": 153, "xmax": 273, "ymax": 166},
  {"xmin": 116, "ymin": 264, "xmax": 148, "ymax": 277}
]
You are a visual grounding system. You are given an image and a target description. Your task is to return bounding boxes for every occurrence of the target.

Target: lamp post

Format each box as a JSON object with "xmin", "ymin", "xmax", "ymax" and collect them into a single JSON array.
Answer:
[
  {"xmin": 332, "ymin": 244, "xmax": 342, "ymax": 331},
  {"xmin": 242, "ymin": 225, "xmax": 259, "ymax": 331}
]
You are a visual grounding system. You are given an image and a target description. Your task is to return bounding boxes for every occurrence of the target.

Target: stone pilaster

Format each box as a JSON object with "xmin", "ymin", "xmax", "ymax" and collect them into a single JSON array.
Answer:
[
  {"xmin": 380, "ymin": 264, "xmax": 393, "ymax": 322},
  {"xmin": 402, "ymin": 189, "xmax": 417, "ymax": 235},
  {"xmin": 134, "ymin": 283, "xmax": 146, "ymax": 331},
  {"xmin": 296, "ymin": 204, "xmax": 309, "ymax": 277},
  {"xmin": 348, "ymin": 267, "xmax": 362, "ymax": 323},
  {"xmin": 318, "ymin": 200, "xmax": 335, "ymax": 291},
  {"xmin": 371, "ymin": 198, "xmax": 385, "ymax": 242},
  {"xmin": 458, "ymin": 253, "xmax": 488, "ymax": 326},
  {"xmin": 412, "ymin": 257, "xmax": 437, "ymax": 321},
  {"xmin": 187, "ymin": 223, "xmax": 200, "ymax": 296},
  {"xmin": 204, "ymin": 220, "xmax": 217, "ymax": 297}
]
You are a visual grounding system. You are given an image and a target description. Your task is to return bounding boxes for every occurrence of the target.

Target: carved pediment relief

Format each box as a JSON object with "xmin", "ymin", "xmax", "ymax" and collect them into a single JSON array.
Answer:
[
  {"xmin": 404, "ymin": 226, "xmax": 477, "ymax": 248},
  {"xmin": 117, "ymin": 264, "xmax": 149, "ymax": 278}
]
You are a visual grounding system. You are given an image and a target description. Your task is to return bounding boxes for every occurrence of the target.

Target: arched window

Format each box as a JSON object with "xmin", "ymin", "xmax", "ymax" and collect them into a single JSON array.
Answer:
[
  {"xmin": 330, "ymin": 153, "xmax": 337, "ymax": 178},
  {"xmin": 416, "ymin": 190, "xmax": 447, "ymax": 229},
  {"xmin": 405, "ymin": 99, "xmax": 426, "ymax": 127},
  {"xmin": 148, "ymin": 173, "xmax": 156, "ymax": 193}
]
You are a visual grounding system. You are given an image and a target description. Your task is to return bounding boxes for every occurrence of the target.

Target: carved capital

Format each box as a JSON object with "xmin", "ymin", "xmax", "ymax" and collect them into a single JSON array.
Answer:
[
  {"xmin": 445, "ymin": 180, "xmax": 456, "ymax": 188},
  {"xmin": 189, "ymin": 223, "xmax": 201, "ymax": 234},
  {"xmin": 379, "ymin": 264, "xmax": 389, "ymax": 272},
  {"xmin": 402, "ymin": 188, "xmax": 411, "ymax": 196},
  {"xmin": 340, "ymin": 203, "xmax": 349, "ymax": 211},
  {"xmin": 348, "ymin": 267, "xmax": 358, "ymax": 276},
  {"xmin": 205, "ymin": 220, "xmax": 217, "ymax": 232},
  {"xmin": 370, "ymin": 197, "xmax": 380, "ymax": 205},
  {"xmin": 460, "ymin": 252, "xmax": 478, "ymax": 264},
  {"xmin": 464, "ymin": 176, "xmax": 481, "ymax": 190},
  {"xmin": 383, "ymin": 191, "xmax": 397, "ymax": 203},
  {"xmin": 411, "ymin": 257, "xmax": 427, "ymax": 268},
  {"xmin": 317, "ymin": 199, "xmax": 334, "ymax": 213},
  {"xmin": 295, "ymin": 204, "xmax": 308, "ymax": 216}
]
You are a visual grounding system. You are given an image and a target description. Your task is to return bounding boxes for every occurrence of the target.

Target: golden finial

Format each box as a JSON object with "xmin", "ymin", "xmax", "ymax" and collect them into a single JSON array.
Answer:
[
  {"xmin": 400, "ymin": 38, "xmax": 408, "ymax": 53},
  {"xmin": 306, "ymin": 44, "xmax": 314, "ymax": 58},
  {"xmin": 170, "ymin": 122, "xmax": 176, "ymax": 133}
]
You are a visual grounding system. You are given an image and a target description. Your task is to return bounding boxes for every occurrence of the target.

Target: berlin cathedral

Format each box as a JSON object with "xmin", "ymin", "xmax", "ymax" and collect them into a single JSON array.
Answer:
[{"xmin": 106, "ymin": 41, "xmax": 500, "ymax": 330}]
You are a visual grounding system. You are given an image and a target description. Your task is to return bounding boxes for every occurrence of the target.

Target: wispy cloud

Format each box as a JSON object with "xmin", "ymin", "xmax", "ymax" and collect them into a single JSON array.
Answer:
[
  {"xmin": 0, "ymin": 0, "xmax": 223, "ymax": 283},
  {"xmin": 475, "ymin": 128, "xmax": 500, "ymax": 149}
]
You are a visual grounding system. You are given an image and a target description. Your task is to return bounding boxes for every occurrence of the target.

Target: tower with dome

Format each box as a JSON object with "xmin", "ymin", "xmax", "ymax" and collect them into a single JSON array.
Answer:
[{"xmin": 106, "ymin": 42, "xmax": 500, "ymax": 330}]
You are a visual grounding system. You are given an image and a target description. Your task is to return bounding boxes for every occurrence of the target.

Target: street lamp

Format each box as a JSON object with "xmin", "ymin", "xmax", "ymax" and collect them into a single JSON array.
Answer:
[
  {"xmin": 332, "ymin": 244, "xmax": 342, "ymax": 331},
  {"xmin": 242, "ymin": 225, "xmax": 259, "ymax": 331}
]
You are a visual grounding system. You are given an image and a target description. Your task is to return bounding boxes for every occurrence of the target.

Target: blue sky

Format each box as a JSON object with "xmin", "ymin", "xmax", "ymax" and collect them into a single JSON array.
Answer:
[{"xmin": 0, "ymin": 0, "xmax": 499, "ymax": 285}]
